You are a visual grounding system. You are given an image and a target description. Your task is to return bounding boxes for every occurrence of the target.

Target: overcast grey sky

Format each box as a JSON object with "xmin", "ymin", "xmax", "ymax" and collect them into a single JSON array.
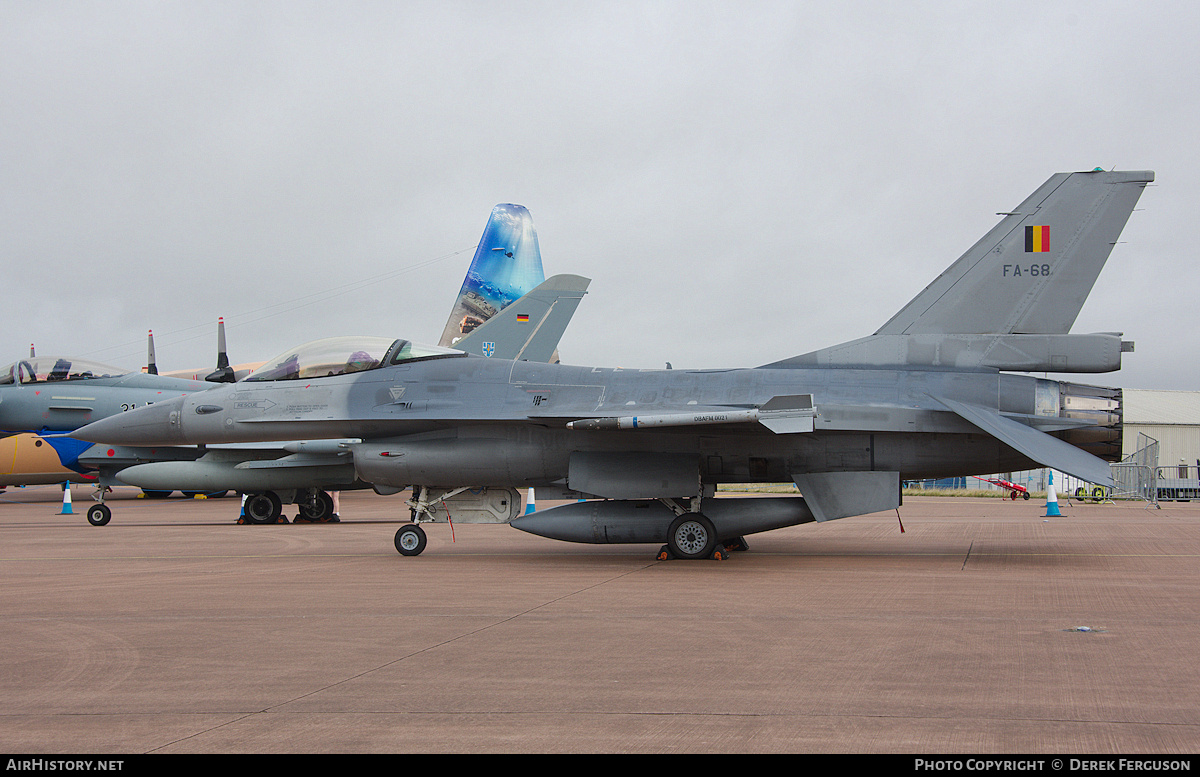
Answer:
[{"xmin": 2, "ymin": 1, "xmax": 1197, "ymax": 389}]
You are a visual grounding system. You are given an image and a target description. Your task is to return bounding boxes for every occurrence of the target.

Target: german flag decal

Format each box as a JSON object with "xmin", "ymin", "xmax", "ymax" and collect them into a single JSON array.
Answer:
[
  {"xmin": 1025, "ymin": 225, "xmax": 1050, "ymax": 252},
  {"xmin": 516, "ymin": 314, "xmax": 530, "ymax": 323}
]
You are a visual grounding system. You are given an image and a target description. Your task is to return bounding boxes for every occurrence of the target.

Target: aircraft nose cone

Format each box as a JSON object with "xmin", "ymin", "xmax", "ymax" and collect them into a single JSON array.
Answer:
[{"xmin": 70, "ymin": 396, "xmax": 187, "ymax": 445}]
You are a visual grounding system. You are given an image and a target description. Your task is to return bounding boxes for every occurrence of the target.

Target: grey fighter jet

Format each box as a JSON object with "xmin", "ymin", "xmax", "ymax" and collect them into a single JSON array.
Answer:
[
  {"xmin": 0, "ymin": 357, "xmax": 206, "ymax": 439},
  {"xmin": 104, "ymin": 273, "xmax": 590, "ymax": 525},
  {"xmin": 83, "ymin": 200, "xmax": 585, "ymax": 526},
  {"xmin": 74, "ymin": 170, "xmax": 1153, "ymax": 560},
  {"xmin": 0, "ymin": 356, "xmax": 209, "ymax": 478},
  {"xmin": 0, "ymin": 323, "xmax": 256, "ymax": 489},
  {"xmin": 15, "ymin": 204, "xmax": 581, "ymax": 525}
]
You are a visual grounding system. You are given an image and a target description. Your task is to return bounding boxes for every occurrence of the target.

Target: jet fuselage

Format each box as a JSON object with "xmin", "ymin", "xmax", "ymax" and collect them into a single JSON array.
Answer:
[{"xmin": 76, "ymin": 354, "xmax": 1118, "ymax": 488}]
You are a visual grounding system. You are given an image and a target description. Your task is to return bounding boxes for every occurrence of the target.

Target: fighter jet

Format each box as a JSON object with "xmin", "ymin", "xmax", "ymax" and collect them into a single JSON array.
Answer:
[
  {"xmin": 0, "ymin": 356, "xmax": 206, "ymax": 435},
  {"xmin": 70, "ymin": 205, "xmax": 588, "ymax": 526},
  {"xmin": 74, "ymin": 170, "xmax": 1152, "ymax": 560},
  {"xmin": 0, "ymin": 356, "xmax": 207, "ymax": 450},
  {"xmin": 0, "ymin": 322, "xmax": 259, "ymax": 490},
  {"xmin": 105, "ymin": 273, "xmax": 589, "ymax": 525}
]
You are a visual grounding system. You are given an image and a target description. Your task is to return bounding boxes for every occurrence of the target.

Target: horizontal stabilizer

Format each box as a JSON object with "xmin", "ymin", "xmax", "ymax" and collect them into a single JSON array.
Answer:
[
  {"xmin": 454, "ymin": 274, "xmax": 590, "ymax": 363},
  {"xmin": 933, "ymin": 395, "xmax": 1114, "ymax": 487}
]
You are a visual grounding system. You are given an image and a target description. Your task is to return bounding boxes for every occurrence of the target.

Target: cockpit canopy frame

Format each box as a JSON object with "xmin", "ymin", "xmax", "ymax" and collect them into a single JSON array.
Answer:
[
  {"xmin": 244, "ymin": 336, "xmax": 465, "ymax": 382},
  {"xmin": 0, "ymin": 357, "xmax": 127, "ymax": 385}
]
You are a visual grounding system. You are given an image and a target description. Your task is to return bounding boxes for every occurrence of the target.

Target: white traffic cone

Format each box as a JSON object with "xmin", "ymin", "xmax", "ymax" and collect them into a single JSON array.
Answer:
[
  {"xmin": 525, "ymin": 487, "xmax": 536, "ymax": 515},
  {"xmin": 57, "ymin": 482, "xmax": 74, "ymax": 515},
  {"xmin": 1044, "ymin": 471, "xmax": 1063, "ymax": 517}
]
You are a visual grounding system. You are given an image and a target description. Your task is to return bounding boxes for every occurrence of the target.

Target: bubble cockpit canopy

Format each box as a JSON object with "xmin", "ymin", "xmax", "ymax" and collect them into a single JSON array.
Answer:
[
  {"xmin": 244, "ymin": 336, "xmax": 465, "ymax": 382},
  {"xmin": 0, "ymin": 356, "xmax": 126, "ymax": 385}
]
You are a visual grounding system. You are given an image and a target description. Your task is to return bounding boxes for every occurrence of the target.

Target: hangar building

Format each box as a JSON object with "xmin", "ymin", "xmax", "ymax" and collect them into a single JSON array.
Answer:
[{"xmin": 1122, "ymin": 389, "xmax": 1200, "ymax": 467}]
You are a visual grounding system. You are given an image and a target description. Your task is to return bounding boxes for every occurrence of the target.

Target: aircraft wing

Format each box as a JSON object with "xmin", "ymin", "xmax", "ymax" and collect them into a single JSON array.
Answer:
[
  {"xmin": 453, "ymin": 274, "xmax": 590, "ymax": 362},
  {"xmin": 932, "ymin": 395, "xmax": 1114, "ymax": 487}
]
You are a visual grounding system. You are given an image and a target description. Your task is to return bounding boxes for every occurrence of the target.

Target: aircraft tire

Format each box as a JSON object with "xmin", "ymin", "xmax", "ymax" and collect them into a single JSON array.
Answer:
[
  {"xmin": 1022, "ymin": 492, "xmax": 1030, "ymax": 500},
  {"xmin": 395, "ymin": 524, "xmax": 427, "ymax": 556},
  {"xmin": 667, "ymin": 513, "xmax": 717, "ymax": 560},
  {"xmin": 244, "ymin": 492, "xmax": 282, "ymax": 524},
  {"xmin": 86, "ymin": 504, "xmax": 111, "ymax": 527},
  {"xmin": 297, "ymin": 491, "xmax": 335, "ymax": 522}
]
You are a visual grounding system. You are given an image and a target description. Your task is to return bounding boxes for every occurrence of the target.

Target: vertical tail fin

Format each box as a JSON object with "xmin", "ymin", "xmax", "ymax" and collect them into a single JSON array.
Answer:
[
  {"xmin": 876, "ymin": 170, "xmax": 1153, "ymax": 336},
  {"xmin": 763, "ymin": 170, "xmax": 1153, "ymax": 372},
  {"xmin": 438, "ymin": 204, "xmax": 547, "ymax": 348},
  {"xmin": 454, "ymin": 274, "xmax": 591, "ymax": 362}
]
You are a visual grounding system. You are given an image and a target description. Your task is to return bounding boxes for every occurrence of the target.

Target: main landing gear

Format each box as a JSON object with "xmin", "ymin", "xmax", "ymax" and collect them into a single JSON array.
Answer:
[
  {"xmin": 654, "ymin": 498, "xmax": 748, "ymax": 561},
  {"xmin": 242, "ymin": 491, "xmax": 284, "ymax": 524},
  {"xmin": 239, "ymin": 489, "xmax": 337, "ymax": 524},
  {"xmin": 294, "ymin": 490, "xmax": 336, "ymax": 523}
]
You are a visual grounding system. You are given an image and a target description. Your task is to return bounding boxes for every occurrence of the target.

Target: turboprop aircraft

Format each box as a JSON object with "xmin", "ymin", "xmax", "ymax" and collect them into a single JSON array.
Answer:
[
  {"xmin": 73, "ymin": 170, "xmax": 1153, "ymax": 560},
  {"xmin": 61, "ymin": 204, "xmax": 586, "ymax": 526}
]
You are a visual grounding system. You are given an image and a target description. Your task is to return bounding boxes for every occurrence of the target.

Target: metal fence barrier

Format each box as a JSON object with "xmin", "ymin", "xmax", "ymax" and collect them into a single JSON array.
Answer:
[
  {"xmin": 1153, "ymin": 464, "xmax": 1200, "ymax": 502},
  {"xmin": 1109, "ymin": 463, "xmax": 1156, "ymax": 504}
]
